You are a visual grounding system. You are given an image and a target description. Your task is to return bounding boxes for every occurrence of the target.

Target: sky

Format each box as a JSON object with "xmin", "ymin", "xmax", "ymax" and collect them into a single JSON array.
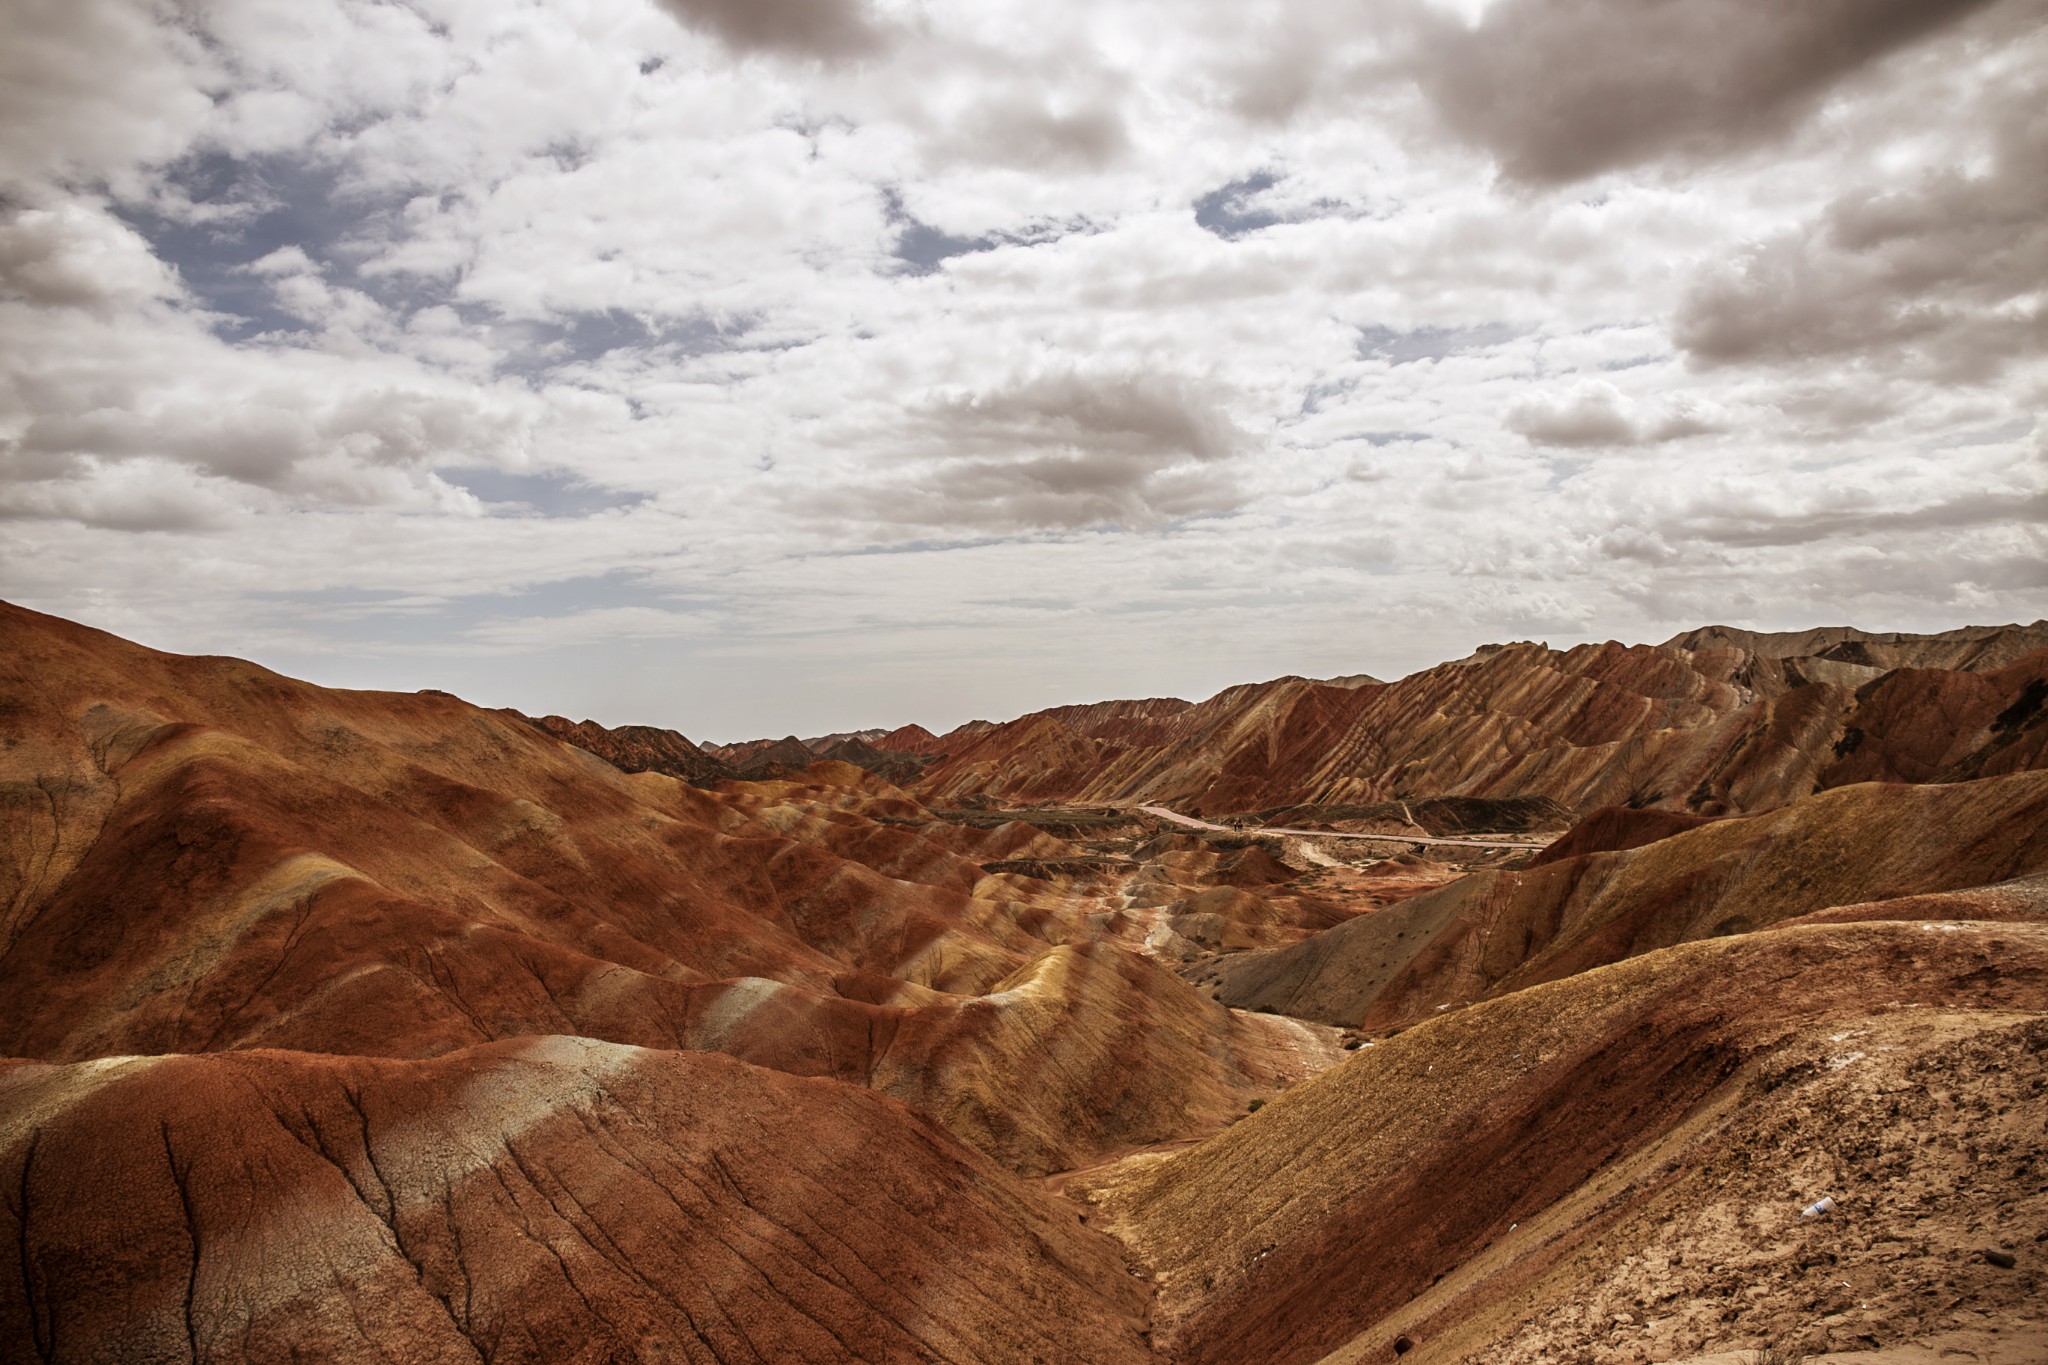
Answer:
[{"xmin": 2, "ymin": 0, "xmax": 2044, "ymax": 740}]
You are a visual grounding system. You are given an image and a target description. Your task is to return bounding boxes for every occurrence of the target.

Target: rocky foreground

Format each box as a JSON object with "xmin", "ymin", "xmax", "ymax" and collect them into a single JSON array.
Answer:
[{"xmin": 3, "ymin": 600, "xmax": 2045, "ymax": 1363}]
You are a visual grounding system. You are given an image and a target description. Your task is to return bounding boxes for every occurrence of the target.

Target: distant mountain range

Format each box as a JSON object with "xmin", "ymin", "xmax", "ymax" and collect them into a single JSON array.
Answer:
[{"xmin": 526, "ymin": 619, "xmax": 2048, "ymax": 819}]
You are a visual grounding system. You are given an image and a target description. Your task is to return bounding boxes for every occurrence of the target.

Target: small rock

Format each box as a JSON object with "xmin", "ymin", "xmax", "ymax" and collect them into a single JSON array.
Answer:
[{"xmin": 1983, "ymin": 1249, "xmax": 2017, "ymax": 1269}]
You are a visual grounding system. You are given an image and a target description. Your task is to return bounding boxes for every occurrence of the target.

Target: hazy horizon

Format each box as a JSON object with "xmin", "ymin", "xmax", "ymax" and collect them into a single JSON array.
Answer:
[
  {"xmin": 13, "ymin": 594, "xmax": 2045, "ymax": 744},
  {"xmin": 5, "ymin": 0, "xmax": 2044, "ymax": 737}
]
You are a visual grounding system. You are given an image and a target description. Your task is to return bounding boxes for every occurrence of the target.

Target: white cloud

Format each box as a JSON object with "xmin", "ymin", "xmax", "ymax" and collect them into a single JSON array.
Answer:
[
  {"xmin": 1506, "ymin": 380, "xmax": 1723, "ymax": 448},
  {"xmin": 0, "ymin": 0, "xmax": 219, "ymax": 198},
  {"xmin": 650, "ymin": 0, "xmax": 892, "ymax": 59},
  {"xmin": 1410, "ymin": 0, "xmax": 2004, "ymax": 184},
  {"xmin": 0, "ymin": 204, "xmax": 182, "ymax": 311},
  {"xmin": 1675, "ymin": 63, "xmax": 2048, "ymax": 384}
]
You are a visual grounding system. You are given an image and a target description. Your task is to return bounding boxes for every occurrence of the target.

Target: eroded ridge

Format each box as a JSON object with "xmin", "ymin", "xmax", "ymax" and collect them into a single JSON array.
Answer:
[{"xmin": 0, "ymin": 1039, "xmax": 1154, "ymax": 1363}]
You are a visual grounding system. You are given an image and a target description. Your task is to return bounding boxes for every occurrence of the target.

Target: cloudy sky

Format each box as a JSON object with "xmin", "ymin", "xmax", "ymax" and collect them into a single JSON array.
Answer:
[{"xmin": 3, "ymin": 0, "xmax": 2044, "ymax": 738}]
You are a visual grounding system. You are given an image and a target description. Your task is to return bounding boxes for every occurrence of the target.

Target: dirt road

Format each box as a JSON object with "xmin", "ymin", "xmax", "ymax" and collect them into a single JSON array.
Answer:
[{"xmin": 1135, "ymin": 805, "xmax": 1549, "ymax": 850}]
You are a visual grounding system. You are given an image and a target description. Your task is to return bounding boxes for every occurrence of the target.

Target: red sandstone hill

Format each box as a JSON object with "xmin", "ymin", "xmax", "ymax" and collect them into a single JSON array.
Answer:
[
  {"xmin": 876, "ymin": 721, "xmax": 943, "ymax": 753},
  {"xmin": 1080, "ymin": 919, "xmax": 2048, "ymax": 1364},
  {"xmin": 801, "ymin": 725, "xmax": 891, "ymax": 751},
  {"xmin": 722, "ymin": 733, "xmax": 817, "ymax": 778},
  {"xmin": 700, "ymin": 734, "xmax": 782, "ymax": 763},
  {"xmin": 814, "ymin": 734, "xmax": 935, "ymax": 787},
  {"xmin": 3, "ymin": 1038, "xmax": 1154, "ymax": 1363},
  {"xmin": 911, "ymin": 624, "xmax": 2048, "ymax": 818},
  {"xmin": 513, "ymin": 711, "xmax": 734, "ymax": 784},
  {"xmin": 541, "ymin": 716, "xmax": 942, "ymax": 789},
  {"xmin": 6, "ymin": 601, "xmax": 2047, "ymax": 1365},
  {"xmin": 0, "ymin": 601, "xmax": 1318, "ymax": 1178},
  {"xmin": 1522, "ymin": 803, "xmax": 1723, "ymax": 865},
  {"xmin": 1664, "ymin": 619, "xmax": 2048, "ymax": 671},
  {"xmin": 1200, "ymin": 768, "xmax": 2048, "ymax": 1029},
  {"xmin": 691, "ymin": 730, "xmax": 948, "ymax": 786}
]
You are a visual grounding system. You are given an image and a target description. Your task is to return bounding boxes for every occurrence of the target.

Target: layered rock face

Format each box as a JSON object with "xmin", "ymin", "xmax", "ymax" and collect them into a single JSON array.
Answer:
[
  {"xmin": 0, "ymin": 602, "xmax": 1328, "ymax": 1167},
  {"xmin": 0, "ymin": 600, "xmax": 1335, "ymax": 1362},
  {"xmin": 6, "ymin": 601, "xmax": 2047, "ymax": 1365},
  {"xmin": 913, "ymin": 623, "xmax": 2048, "ymax": 817},
  {"xmin": 3, "ymin": 1039, "xmax": 1153, "ymax": 1363},
  {"xmin": 1080, "ymin": 920, "xmax": 2048, "ymax": 1365},
  {"xmin": 1663, "ymin": 620, "xmax": 2048, "ymax": 671},
  {"xmin": 514, "ymin": 711, "xmax": 735, "ymax": 784},
  {"xmin": 531, "ymin": 716, "xmax": 953, "ymax": 788},
  {"xmin": 875, "ymin": 722, "xmax": 944, "ymax": 753},
  {"xmin": 1202, "ymin": 768, "xmax": 2048, "ymax": 1027},
  {"xmin": 810, "ymin": 734, "xmax": 933, "ymax": 786}
]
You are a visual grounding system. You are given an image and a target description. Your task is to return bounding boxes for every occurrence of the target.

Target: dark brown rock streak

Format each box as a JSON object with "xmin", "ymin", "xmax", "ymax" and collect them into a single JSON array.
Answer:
[{"xmin": 914, "ymin": 628, "xmax": 2048, "ymax": 819}]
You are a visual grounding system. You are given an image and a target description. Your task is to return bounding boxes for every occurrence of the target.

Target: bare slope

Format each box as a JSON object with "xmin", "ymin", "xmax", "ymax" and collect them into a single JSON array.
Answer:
[
  {"xmin": 0, "ymin": 601, "xmax": 1312, "ymax": 1175},
  {"xmin": 915, "ymin": 633, "xmax": 2048, "ymax": 818},
  {"xmin": 10, "ymin": 601, "xmax": 2045, "ymax": 1365},
  {"xmin": 513, "ymin": 712, "xmax": 735, "ymax": 784},
  {"xmin": 0, "ymin": 1037, "xmax": 1154, "ymax": 1364},
  {"xmin": 1078, "ymin": 920, "xmax": 2048, "ymax": 1365},
  {"xmin": 1205, "ymin": 770, "xmax": 2048, "ymax": 1027},
  {"xmin": 1664, "ymin": 619, "xmax": 2048, "ymax": 671}
]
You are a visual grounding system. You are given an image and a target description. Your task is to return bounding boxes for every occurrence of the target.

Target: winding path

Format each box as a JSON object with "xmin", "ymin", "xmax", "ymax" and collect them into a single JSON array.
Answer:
[{"xmin": 1135, "ymin": 805, "xmax": 1549, "ymax": 851}]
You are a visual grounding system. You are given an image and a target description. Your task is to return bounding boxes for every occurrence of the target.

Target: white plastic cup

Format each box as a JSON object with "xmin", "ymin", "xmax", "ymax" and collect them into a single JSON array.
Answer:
[{"xmin": 1799, "ymin": 1196, "xmax": 1837, "ymax": 1218}]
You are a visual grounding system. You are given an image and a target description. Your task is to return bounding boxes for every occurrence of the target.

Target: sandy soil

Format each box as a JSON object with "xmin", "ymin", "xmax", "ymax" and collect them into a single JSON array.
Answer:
[{"xmin": 1320, "ymin": 1008, "xmax": 2048, "ymax": 1365}]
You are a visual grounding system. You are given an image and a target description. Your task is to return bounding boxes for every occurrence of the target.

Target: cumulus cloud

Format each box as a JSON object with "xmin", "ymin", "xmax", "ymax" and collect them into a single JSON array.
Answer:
[
  {"xmin": 1675, "ymin": 65, "xmax": 2048, "ymax": 382},
  {"xmin": 925, "ymin": 95, "xmax": 1129, "ymax": 171},
  {"xmin": 0, "ymin": 204, "xmax": 181, "ymax": 311},
  {"xmin": 649, "ymin": 0, "xmax": 889, "ymax": 59},
  {"xmin": 1506, "ymin": 381, "xmax": 1721, "ymax": 448},
  {"xmin": 239, "ymin": 246, "xmax": 393, "ymax": 337},
  {"xmin": 0, "ymin": 0, "xmax": 217, "ymax": 195},
  {"xmin": 12, "ymin": 381, "xmax": 532, "ymax": 503},
  {"xmin": 923, "ymin": 371, "xmax": 1245, "ymax": 466},
  {"xmin": 806, "ymin": 370, "xmax": 1253, "ymax": 532},
  {"xmin": 1213, "ymin": 10, "xmax": 1393, "ymax": 125},
  {"xmin": 0, "ymin": 457, "xmax": 250, "ymax": 533},
  {"xmin": 1596, "ymin": 527, "xmax": 1679, "ymax": 565},
  {"xmin": 1414, "ymin": 0, "xmax": 2000, "ymax": 183},
  {"xmin": 1, "ymin": 244, "xmax": 543, "ymax": 524},
  {"xmin": 1656, "ymin": 485, "xmax": 2048, "ymax": 552}
]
